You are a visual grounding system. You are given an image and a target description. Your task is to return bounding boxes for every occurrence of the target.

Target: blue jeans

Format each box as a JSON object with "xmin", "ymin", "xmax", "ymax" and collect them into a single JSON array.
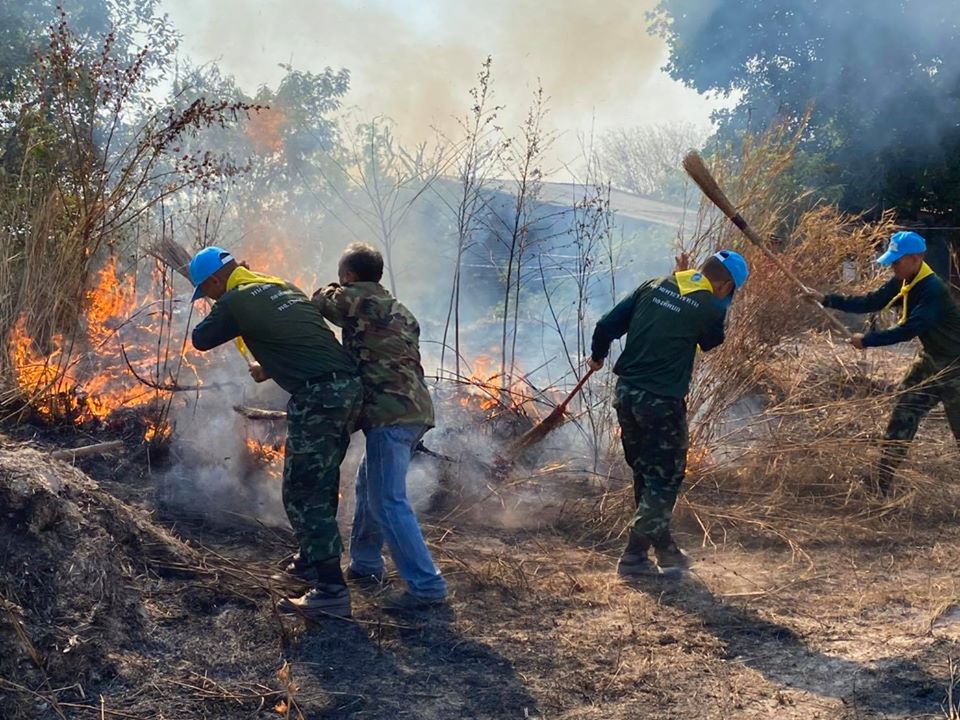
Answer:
[{"xmin": 349, "ymin": 425, "xmax": 447, "ymax": 599}]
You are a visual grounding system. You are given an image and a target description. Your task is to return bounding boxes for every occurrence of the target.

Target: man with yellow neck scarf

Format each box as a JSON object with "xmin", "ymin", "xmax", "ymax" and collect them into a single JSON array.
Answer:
[
  {"xmin": 588, "ymin": 250, "xmax": 749, "ymax": 578},
  {"xmin": 808, "ymin": 231, "xmax": 960, "ymax": 494},
  {"xmin": 188, "ymin": 247, "xmax": 362, "ymax": 620}
]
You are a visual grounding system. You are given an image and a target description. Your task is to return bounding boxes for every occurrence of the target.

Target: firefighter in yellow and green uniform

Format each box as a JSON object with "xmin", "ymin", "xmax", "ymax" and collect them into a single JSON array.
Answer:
[
  {"xmin": 189, "ymin": 247, "xmax": 362, "ymax": 619},
  {"xmin": 806, "ymin": 231, "xmax": 960, "ymax": 494},
  {"xmin": 588, "ymin": 250, "xmax": 750, "ymax": 577}
]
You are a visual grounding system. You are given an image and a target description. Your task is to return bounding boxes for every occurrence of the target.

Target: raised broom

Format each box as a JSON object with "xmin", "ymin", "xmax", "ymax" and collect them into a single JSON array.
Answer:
[
  {"xmin": 681, "ymin": 150, "xmax": 852, "ymax": 338},
  {"xmin": 146, "ymin": 234, "xmax": 193, "ymax": 284},
  {"xmin": 505, "ymin": 368, "xmax": 595, "ymax": 458}
]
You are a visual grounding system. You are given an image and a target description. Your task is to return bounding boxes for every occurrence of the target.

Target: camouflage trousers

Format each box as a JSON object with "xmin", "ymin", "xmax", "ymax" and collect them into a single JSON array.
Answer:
[
  {"xmin": 283, "ymin": 374, "xmax": 363, "ymax": 566},
  {"xmin": 878, "ymin": 356, "xmax": 960, "ymax": 483},
  {"xmin": 614, "ymin": 382, "xmax": 688, "ymax": 545}
]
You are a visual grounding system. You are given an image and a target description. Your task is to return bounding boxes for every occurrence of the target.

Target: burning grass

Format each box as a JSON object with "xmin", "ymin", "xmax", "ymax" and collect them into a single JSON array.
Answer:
[{"xmin": 5, "ymin": 255, "xmax": 192, "ymax": 445}]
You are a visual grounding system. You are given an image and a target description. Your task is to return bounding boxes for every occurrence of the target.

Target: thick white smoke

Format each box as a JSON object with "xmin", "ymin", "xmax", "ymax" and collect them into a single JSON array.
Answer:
[{"xmin": 163, "ymin": 0, "xmax": 719, "ymax": 166}]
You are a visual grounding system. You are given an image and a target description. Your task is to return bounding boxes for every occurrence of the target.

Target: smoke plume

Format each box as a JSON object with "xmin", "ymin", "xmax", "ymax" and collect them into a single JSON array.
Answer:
[{"xmin": 164, "ymin": 0, "xmax": 715, "ymax": 164}]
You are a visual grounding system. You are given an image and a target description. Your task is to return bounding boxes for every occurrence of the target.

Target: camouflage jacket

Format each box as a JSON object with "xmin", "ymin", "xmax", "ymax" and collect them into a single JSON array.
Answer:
[{"xmin": 312, "ymin": 281, "xmax": 435, "ymax": 429}]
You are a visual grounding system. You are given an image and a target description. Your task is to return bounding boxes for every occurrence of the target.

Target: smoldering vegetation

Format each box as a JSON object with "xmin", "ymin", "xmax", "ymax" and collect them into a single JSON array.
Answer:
[
  {"xmin": 3, "ymin": 2, "xmax": 960, "ymax": 718},
  {"xmin": 2, "ymin": 0, "xmax": 959, "ymax": 548}
]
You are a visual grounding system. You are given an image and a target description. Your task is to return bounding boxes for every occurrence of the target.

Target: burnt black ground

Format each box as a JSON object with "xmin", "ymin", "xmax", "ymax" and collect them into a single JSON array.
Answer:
[{"xmin": 2, "ymin": 427, "xmax": 959, "ymax": 719}]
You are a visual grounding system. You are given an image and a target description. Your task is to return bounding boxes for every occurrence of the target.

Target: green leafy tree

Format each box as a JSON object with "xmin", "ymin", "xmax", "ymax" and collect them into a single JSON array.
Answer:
[
  {"xmin": 167, "ymin": 62, "xmax": 352, "ymax": 275},
  {"xmin": 651, "ymin": 0, "xmax": 960, "ymax": 220},
  {"xmin": 0, "ymin": 0, "xmax": 112, "ymax": 98}
]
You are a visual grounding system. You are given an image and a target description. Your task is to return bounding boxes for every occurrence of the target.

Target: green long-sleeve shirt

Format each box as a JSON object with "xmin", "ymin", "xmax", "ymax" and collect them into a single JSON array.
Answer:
[
  {"xmin": 823, "ymin": 272, "xmax": 960, "ymax": 367},
  {"xmin": 192, "ymin": 280, "xmax": 357, "ymax": 395},
  {"xmin": 591, "ymin": 275, "xmax": 725, "ymax": 399}
]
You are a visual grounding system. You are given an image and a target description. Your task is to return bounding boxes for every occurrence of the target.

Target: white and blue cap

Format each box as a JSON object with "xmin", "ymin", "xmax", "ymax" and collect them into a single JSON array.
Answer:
[
  {"xmin": 188, "ymin": 246, "xmax": 235, "ymax": 301},
  {"xmin": 877, "ymin": 231, "xmax": 926, "ymax": 266},
  {"xmin": 714, "ymin": 249, "xmax": 750, "ymax": 289}
]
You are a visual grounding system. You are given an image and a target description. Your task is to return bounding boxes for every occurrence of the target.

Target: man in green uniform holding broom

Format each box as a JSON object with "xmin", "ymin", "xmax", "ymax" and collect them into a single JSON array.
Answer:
[
  {"xmin": 588, "ymin": 250, "xmax": 749, "ymax": 577},
  {"xmin": 805, "ymin": 231, "xmax": 960, "ymax": 495},
  {"xmin": 188, "ymin": 246, "xmax": 362, "ymax": 619}
]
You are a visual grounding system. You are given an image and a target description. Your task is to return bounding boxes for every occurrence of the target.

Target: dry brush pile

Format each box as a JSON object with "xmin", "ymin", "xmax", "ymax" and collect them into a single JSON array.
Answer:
[{"xmin": 0, "ymin": 438, "xmax": 304, "ymax": 720}]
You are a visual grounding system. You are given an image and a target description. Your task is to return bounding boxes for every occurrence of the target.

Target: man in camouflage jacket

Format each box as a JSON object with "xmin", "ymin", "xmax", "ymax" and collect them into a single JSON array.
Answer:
[
  {"xmin": 313, "ymin": 243, "xmax": 447, "ymax": 611},
  {"xmin": 188, "ymin": 247, "xmax": 362, "ymax": 619}
]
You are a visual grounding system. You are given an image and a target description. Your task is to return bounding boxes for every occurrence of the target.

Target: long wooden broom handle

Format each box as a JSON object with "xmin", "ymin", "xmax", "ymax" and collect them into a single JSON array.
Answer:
[
  {"xmin": 731, "ymin": 216, "xmax": 853, "ymax": 337},
  {"xmin": 557, "ymin": 368, "xmax": 596, "ymax": 413},
  {"xmin": 682, "ymin": 151, "xmax": 853, "ymax": 339}
]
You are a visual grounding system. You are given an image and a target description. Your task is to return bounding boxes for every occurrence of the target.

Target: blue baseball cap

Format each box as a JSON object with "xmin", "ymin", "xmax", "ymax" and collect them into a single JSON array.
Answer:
[
  {"xmin": 877, "ymin": 231, "xmax": 926, "ymax": 266},
  {"xmin": 189, "ymin": 246, "xmax": 235, "ymax": 301},
  {"xmin": 714, "ymin": 249, "xmax": 750, "ymax": 289}
]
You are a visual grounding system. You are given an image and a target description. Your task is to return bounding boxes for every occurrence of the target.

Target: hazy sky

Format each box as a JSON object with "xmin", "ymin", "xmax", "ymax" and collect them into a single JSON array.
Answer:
[{"xmin": 162, "ymin": 0, "xmax": 726, "ymax": 171}]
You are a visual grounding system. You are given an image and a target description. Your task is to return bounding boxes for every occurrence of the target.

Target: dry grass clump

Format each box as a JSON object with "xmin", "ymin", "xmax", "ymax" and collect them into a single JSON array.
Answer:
[
  {"xmin": 683, "ymin": 113, "xmax": 899, "ymax": 454},
  {"xmin": 0, "ymin": 441, "xmax": 298, "ymax": 719}
]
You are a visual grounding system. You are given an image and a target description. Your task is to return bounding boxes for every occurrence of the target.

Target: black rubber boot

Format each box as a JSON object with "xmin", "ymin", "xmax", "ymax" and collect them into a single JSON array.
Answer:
[
  {"xmin": 286, "ymin": 552, "xmax": 319, "ymax": 582},
  {"xmin": 617, "ymin": 530, "xmax": 655, "ymax": 578},
  {"xmin": 276, "ymin": 559, "xmax": 351, "ymax": 619},
  {"xmin": 652, "ymin": 534, "xmax": 690, "ymax": 575}
]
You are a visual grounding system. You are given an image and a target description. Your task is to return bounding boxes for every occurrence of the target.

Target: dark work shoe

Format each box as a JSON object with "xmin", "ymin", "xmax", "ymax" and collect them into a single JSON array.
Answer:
[
  {"xmin": 270, "ymin": 554, "xmax": 317, "ymax": 584},
  {"xmin": 346, "ymin": 567, "xmax": 387, "ymax": 589},
  {"xmin": 285, "ymin": 560, "xmax": 319, "ymax": 583},
  {"xmin": 276, "ymin": 584, "xmax": 352, "ymax": 619},
  {"xmin": 381, "ymin": 590, "xmax": 446, "ymax": 613},
  {"xmin": 617, "ymin": 551, "xmax": 656, "ymax": 578},
  {"xmin": 654, "ymin": 541, "xmax": 691, "ymax": 575},
  {"xmin": 617, "ymin": 529, "xmax": 655, "ymax": 578}
]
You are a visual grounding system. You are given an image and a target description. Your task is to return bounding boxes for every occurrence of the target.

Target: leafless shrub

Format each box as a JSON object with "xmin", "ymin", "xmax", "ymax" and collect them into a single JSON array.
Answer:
[{"xmin": 599, "ymin": 122, "xmax": 709, "ymax": 199}]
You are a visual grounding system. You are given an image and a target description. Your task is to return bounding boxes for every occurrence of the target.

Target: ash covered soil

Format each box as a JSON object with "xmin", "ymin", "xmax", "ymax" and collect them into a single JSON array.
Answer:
[{"xmin": 2, "ymin": 434, "xmax": 959, "ymax": 720}]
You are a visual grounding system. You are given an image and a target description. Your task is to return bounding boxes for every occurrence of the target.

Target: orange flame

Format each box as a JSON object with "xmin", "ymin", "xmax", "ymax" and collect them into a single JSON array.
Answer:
[
  {"xmin": 245, "ymin": 437, "xmax": 285, "ymax": 479},
  {"xmin": 236, "ymin": 224, "xmax": 312, "ymax": 291},
  {"xmin": 457, "ymin": 354, "xmax": 535, "ymax": 414},
  {"xmin": 459, "ymin": 355, "xmax": 501, "ymax": 411},
  {"xmin": 245, "ymin": 108, "xmax": 286, "ymax": 155},
  {"xmin": 10, "ymin": 317, "xmax": 71, "ymax": 420},
  {"xmin": 144, "ymin": 422, "xmax": 173, "ymax": 444},
  {"xmin": 245, "ymin": 437, "xmax": 285, "ymax": 463},
  {"xmin": 10, "ymin": 258, "xmax": 181, "ymax": 433},
  {"xmin": 686, "ymin": 446, "xmax": 712, "ymax": 473}
]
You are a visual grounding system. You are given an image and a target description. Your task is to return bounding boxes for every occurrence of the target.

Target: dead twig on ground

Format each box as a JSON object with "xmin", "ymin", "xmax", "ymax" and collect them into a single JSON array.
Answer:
[{"xmin": 49, "ymin": 440, "xmax": 124, "ymax": 460}]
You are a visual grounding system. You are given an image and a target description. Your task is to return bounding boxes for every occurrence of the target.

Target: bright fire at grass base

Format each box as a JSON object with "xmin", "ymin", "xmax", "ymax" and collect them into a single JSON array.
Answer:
[{"xmin": 10, "ymin": 257, "xmax": 188, "ymax": 441}]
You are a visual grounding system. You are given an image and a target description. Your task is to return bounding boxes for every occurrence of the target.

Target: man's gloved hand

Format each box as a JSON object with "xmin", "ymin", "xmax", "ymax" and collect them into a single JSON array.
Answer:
[
  {"xmin": 586, "ymin": 357, "xmax": 604, "ymax": 372},
  {"xmin": 850, "ymin": 334, "xmax": 866, "ymax": 351}
]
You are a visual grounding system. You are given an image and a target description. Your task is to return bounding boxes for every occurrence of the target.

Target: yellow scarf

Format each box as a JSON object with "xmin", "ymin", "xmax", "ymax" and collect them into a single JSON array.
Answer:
[
  {"xmin": 224, "ymin": 266, "xmax": 288, "ymax": 360},
  {"xmin": 674, "ymin": 270, "xmax": 714, "ymax": 296},
  {"xmin": 225, "ymin": 266, "xmax": 287, "ymax": 292},
  {"xmin": 882, "ymin": 262, "xmax": 934, "ymax": 325}
]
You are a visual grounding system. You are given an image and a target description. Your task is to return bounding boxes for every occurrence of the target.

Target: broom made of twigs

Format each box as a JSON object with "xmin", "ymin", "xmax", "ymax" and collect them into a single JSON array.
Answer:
[
  {"xmin": 146, "ymin": 236, "xmax": 254, "ymax": 367},
  {"xmin": 682, "ymin": 150, "xmax": 852, "ymax": 338},
  {"xmin": 505, "ymin": 369, "xmax": 595, "ymax": 457}
]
